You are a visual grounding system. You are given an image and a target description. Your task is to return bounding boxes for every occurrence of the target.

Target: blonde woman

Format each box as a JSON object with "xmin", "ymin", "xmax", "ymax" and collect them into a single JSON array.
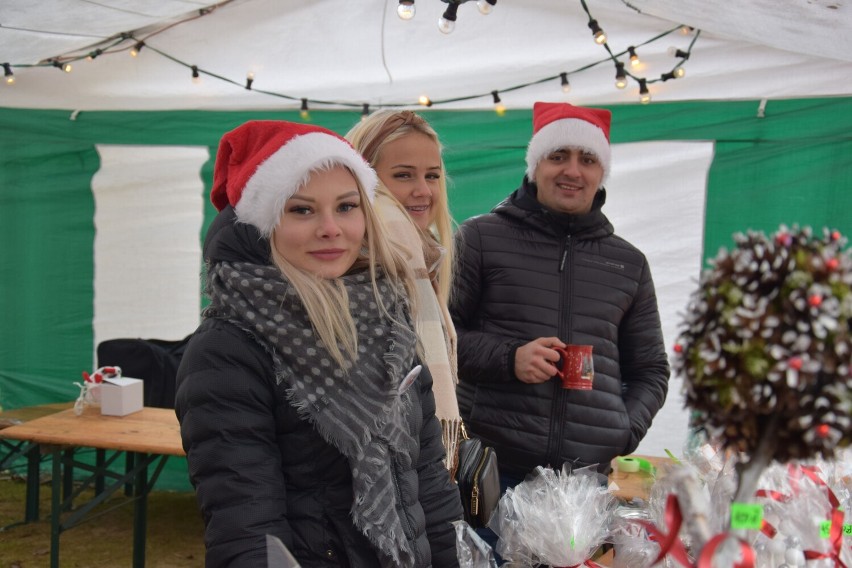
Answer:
[
  {"xmin": 346, "ymin": 110, "xmax": 462, "ymax": 471},
  {"xmin": 175, "ymin": 121, "xmax": 462, "ymax": 567}
]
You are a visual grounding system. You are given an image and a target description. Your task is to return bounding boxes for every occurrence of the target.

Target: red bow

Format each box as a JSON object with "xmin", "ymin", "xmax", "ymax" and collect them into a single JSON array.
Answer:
[
  {"xmin": 803, "ymin": 507, "xmax": 849, "ymax": 568},
  {"xmin": 696, "ymin": 533, "xmax": 755, "ymax": 568},
  {"xmin": 638, "ymin": 494, "xmax": 693, "ymax": 568}
]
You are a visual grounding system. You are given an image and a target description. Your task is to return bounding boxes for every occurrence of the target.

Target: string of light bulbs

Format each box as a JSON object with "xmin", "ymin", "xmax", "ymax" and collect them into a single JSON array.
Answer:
[
  {"xmin": 1, "ymin": 1, "xmax": 699, "ymax": 111},
  {"xmin": 396, "ymin": 0, "xmax": 498, "ymax": 33}
]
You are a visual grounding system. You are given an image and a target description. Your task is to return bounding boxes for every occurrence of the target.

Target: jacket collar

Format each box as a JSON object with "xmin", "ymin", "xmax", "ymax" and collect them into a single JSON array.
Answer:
[{"xmin": 496, "ymin": 176, "xmax": 613, "ymax": 239}]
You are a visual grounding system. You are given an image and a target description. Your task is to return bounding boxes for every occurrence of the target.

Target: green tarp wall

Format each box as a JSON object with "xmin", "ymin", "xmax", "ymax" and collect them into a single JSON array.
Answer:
[{"xmin": 1, "ymin": 97, "xmax": 851, "ymax": 490}]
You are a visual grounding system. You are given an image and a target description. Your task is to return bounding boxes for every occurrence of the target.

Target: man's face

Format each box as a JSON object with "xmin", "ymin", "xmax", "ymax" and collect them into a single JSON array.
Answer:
[{"xmin": 532, "ymin": 147, "xmax": 603, "ymax": 215}]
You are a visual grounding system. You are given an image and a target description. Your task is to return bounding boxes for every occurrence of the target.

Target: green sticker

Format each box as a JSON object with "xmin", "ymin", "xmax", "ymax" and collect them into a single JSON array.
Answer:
[
  {"xmin": 730, "ymin": 502, "xmax": 764, "ymax": 530},
  {"xmin": 821, "ymin": 521, "xmax": 852, "ymax": 538}
]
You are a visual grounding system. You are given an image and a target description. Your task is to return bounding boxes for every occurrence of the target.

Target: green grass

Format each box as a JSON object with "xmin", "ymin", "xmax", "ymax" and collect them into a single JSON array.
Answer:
[{"xmin": 0, "ymin": 473, "xmax": 205, "ymax": 567}]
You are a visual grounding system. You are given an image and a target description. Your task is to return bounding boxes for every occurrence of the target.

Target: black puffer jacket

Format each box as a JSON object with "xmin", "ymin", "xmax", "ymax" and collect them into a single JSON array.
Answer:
[
  {"xmin": 176, "ymin": 207, "xmax": 462, "ymax": 567},
  {"xmin": 450, "ymin": 181, "xmax": 670, "ymax": 476}
]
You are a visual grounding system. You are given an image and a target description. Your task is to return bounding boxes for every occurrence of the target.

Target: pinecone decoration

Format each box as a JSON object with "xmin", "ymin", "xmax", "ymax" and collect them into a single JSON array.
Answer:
[{"xmin": 674, "ymin": 225, "xmax": 852, "ymax": 463}]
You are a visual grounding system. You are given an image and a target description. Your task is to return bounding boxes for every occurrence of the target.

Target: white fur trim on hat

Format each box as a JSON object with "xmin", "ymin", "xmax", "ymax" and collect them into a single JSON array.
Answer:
[
  {"xmin": 525, "ymin": 118, "xmax": 611, "ymax": 187},
  {"xmin": 234, "ymin": 132, "xmax": 377, "ymax": 236}
]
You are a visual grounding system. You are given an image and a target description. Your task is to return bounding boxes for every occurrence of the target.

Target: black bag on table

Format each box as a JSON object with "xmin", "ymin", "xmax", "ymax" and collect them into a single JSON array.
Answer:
[{"xmin": 456, "ymin": 425, "xmax": 500, "ymax": 529}]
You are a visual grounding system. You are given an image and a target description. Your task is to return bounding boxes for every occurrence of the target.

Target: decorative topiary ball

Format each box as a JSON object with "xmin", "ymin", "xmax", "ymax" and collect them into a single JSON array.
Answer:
[{"xmin": 674, "ymin": 225, "xmax": 852, "ymax": 462}]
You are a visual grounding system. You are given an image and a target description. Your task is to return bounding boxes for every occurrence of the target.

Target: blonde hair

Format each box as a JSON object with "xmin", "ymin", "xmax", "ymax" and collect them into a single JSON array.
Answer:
[
  {"xmin": 270, "ymin": 165, "xmax": 417, "ymax": 369},
  {"xmin": 345, "ymin": 110, "xmax": 455, "ymax": 307}
]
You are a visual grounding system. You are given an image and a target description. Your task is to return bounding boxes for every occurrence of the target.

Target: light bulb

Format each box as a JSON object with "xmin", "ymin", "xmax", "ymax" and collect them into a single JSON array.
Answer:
[
  {"xmin": 638, "ymin": 79, "xmax": 651, "ymax": 104},
  {"xmin": 491, "ymin": 90, "xmax": 505, "ymax": 115},
  {"xmin": 418, "ymin": 95, "xmax": 432, "ymax": 107},
  {"xmin": 477, "ymin": 0, "xmax": 495, "ymax": 15},
  {"xmin": 614, "ymin": 63, "xmax": 627, "ymax": 89},
  {"xmin": 245, "ymin": 72, "xmax": 255, "ymax": 90},
  {"xmin": 3, "ymin": 63, "xmax": 13, "ymax": 84},
  {"xmin": 397, "ymin": 1, "xmax": 415, "ymax": 20},
  {"xmin": 628, "ymin": 46, "xmax": 640, "ymax": 68},
  {"xmin": 680, "ymin": 25, "xmax": 693, "ymax": 35},
  {"xmin": 191, "ymin": 65, "xmax": 200, "ymax": 84},
  {"xmin": 439, "ymin": 3, "xmax": 458, "ymax": 34},
  {"xmin": 63, "ymin": 63, "xmax": 72, "ymax": 73},
  {"xmin": 588, "ymin": 20, "xmax": 607, "ymax": 44},
  {"xmin": 668, "ymin": 46, "xmax": 689, "ymax": 59},
  {"xmin": 300, "ymin": 98, "xmax": 310, "ymax": 120},
  {"xmin": 674, "ymin": 67, "xmax": 686, "ymax": 78},
  {"xmin": 560, "ymin": 72, "xmax": 571, "ymax": 94}
]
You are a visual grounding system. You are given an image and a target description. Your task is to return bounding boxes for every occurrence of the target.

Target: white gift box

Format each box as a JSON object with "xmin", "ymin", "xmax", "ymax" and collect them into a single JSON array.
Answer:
[{"xmin": 100, "ymin": 377, "xmax": 144, "ymax": 416}]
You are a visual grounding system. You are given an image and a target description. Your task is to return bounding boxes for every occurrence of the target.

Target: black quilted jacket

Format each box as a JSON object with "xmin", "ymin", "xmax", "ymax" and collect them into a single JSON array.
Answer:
[
  {"xmin": 450, "ymin": 181, "xmax": 670, "ymax": 476},
  {"xmin": 175, "ymin": 207, "xmax": 462, "ymax": 567}
]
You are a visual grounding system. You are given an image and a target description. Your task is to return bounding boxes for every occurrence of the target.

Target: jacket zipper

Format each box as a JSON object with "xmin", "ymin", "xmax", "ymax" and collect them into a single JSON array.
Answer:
[
  {"xmin": 470, "ymin": 446, "xmax": 491, "ymax": 518},
  {"xmin": 559, "ymin": 235, "xmax": 570, "ymax": 272},
  {"xmin": 550, "ymin": 235, "xmax": 572, "ymax": 467}
]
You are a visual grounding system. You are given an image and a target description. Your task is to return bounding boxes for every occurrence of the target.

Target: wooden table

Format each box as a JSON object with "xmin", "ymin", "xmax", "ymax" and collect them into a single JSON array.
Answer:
[
  {"xmin": 0, "ymin": 406, "xmax": 185, "ymax": 568},
  {"xmin": 608, "ymin": 454, "xmax": 674, "ymax": 502},
  {"xmin": 0, "ymin": 401, "xmax": 75, "ymax": 526},
  {"xmin": 0, "ymin": 401, "xmax": 75, "ymax": 428}
]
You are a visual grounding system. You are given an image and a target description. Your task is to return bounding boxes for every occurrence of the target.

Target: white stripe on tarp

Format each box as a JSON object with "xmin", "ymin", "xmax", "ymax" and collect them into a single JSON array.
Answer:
[
  {"xmin": 607, "ymin": 140, "xmax": 714, "ymax": 458},
  {"xmin": 92, "ymin": 144, "xmax": 208, "ymax": 364}
]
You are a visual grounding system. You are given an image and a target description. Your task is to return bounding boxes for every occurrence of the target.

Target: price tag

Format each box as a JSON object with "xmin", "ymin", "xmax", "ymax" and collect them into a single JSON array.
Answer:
[{"xmin": 730, "ymin": 502, "xmax": 764, "ymax": 530}]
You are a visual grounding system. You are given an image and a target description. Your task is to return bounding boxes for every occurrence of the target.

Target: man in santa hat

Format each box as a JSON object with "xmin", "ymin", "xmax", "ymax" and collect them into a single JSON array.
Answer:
[{"xmin": 450, "ymin": 101, "xmax": 670, "ymax": 523}]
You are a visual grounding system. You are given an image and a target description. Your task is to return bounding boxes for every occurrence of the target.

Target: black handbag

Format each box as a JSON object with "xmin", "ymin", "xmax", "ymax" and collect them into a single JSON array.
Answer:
[{"xmin": 456, "ymin": 425, "xmax": 501, "ymax": 528}]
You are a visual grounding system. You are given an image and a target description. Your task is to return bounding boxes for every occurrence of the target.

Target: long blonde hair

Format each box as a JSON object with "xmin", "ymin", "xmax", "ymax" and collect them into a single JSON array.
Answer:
[
  {"xmin": 345, "ymin": 110, "xmax": 455, "ymax": 307},
  {"xmin": 270, "ymin": 165, "xmax": 417, "ymax": 369}
]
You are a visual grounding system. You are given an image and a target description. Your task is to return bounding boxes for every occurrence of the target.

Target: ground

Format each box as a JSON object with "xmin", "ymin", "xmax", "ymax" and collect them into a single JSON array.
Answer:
[{"xmin": 0, "ymin": 473, "xmax": 205, "ymax": 568}]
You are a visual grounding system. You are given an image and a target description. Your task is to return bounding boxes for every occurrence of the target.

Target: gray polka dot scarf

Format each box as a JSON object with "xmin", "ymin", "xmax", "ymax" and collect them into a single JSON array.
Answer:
[{"xmin": 206, "ymin": 261, "xmax": 419, "ymax": 567}]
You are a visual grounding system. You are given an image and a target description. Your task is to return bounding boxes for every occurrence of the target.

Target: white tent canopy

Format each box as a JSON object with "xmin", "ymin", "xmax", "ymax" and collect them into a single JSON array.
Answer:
[{"xmin": 2, "ymin": 0, "xmax": 852, "ymax": 111}]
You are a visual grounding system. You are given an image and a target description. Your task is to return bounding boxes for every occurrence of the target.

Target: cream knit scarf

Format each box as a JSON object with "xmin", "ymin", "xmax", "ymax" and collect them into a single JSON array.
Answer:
[{"xmin": 373, "ymin": 190, "xmax": 462, "ymax": 472}]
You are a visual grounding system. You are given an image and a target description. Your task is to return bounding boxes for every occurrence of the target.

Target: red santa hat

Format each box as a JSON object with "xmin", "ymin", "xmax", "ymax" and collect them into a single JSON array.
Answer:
[
  {"xmin": 525, "ymin": 102, "xmax": 612, "ymax": 187},
  {"xmin": 210, "ymin": 120, "xmax": 377, "ymax": 236}
]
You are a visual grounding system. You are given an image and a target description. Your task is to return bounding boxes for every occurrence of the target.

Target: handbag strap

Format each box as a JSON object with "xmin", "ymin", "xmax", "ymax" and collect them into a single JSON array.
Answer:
[{"xmin": 452, "ymin": 422, "xmax": 474, "ymax": 481}]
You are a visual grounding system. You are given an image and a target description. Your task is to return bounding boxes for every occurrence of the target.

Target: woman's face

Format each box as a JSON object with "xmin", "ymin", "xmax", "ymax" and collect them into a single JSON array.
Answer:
[
  {"xmin": 373, "ymin": 132, "xmax": 442, "ymax": 231},
  {"xmin": 272, "ymin": 166, "xmax": 366, "ymax": 279}
]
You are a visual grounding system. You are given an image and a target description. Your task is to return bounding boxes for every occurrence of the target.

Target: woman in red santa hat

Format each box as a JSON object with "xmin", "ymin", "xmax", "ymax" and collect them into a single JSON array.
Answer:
[{"xmin": 175, "ymin": 120, "xmax": 463, "ymax": 568}]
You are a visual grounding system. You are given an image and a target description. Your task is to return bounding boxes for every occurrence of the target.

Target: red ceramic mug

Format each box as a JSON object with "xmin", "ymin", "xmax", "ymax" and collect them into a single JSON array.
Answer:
[{"xmin": 554, "ymin": 345, "xmax": 594, "ymax": 390}]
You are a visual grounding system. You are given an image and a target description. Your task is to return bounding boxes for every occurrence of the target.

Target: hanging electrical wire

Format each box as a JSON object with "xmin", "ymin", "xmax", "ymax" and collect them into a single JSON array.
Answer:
[{"xmin": 2, "ymin": 0, "xmax": 700, "ymax": 110}]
